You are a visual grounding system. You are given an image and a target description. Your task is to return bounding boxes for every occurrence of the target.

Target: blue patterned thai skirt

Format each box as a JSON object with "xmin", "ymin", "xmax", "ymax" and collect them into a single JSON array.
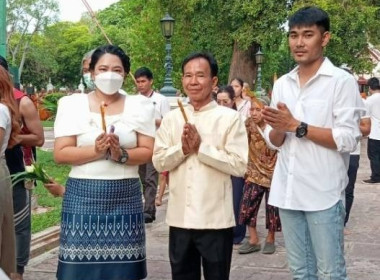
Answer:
[{"xmin": 57, "ymin": 177, "xmax": 147, "ymax": 280}]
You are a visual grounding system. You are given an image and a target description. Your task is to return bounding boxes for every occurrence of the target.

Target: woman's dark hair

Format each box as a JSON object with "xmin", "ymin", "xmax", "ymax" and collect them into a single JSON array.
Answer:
[
  {"xmin": 289, "ymin": 6, "xmax": 330, "ymax": 33},
  {"xmin": 217, "ymin": 85, "xmax": 237, "ymax": 110},
  {"xmin": 230, "ymin": 78, "xmax": 244, "ymax": 87},
  {"xmin": 368, "ymin": 77, "xmax": 380, "ymax": 91},
  {"xmin": 181, "ymin": 52, "xmax": 218, "ymax": 77},
  {"xmin": 89, "ymin": 45, "xmax": 130, "ymax": 74},
  {"xmin": 0, "ymin": 55, "xmax": 9, "ymax": 71}
]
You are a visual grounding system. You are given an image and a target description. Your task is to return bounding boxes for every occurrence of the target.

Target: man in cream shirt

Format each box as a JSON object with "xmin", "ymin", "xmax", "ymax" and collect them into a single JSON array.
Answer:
[{"xmin": 152, "ymin": 52, "xmax": 248, "ymax": 280}]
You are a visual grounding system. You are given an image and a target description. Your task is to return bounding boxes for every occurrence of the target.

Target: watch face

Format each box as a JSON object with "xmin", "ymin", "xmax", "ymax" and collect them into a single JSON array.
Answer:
[
  {"xmin": 296, "ymin": 122, "xmax": 308, "ymax": 138},
  {"xmin": 298, "ymin": 127, "xmax": 307, "ymax": 136},
  {"xmin": 119, "ymin": 149, "xmax": 129, "ymax": 163}
]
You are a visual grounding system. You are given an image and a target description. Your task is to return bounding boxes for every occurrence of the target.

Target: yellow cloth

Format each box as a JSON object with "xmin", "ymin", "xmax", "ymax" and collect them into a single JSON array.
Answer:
[{"xmin": 153, "ymin": 101, "xmax": 248, "ymax": 229}]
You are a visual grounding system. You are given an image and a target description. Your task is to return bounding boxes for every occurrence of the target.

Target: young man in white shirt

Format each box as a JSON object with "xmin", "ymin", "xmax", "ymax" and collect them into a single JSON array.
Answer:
[
  {"xmin": 363, "ymin": 77, "xmax": 380, "ymax": 184},
  {"xmin": 152, "ymin": 52, "xmax": 248, "ymax": 280},
  {"xmin": 135, "ymin": 67, "xmax": 170, "ymax": 223},
  {"xmin": 262, "ymin": 6, "xmax": 364, "ymax": 279}
]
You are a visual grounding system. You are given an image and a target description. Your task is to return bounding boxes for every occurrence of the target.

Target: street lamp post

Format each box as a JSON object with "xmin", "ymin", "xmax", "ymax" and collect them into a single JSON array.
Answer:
[
  {"xmin": 255, "ymin": 48, "xmax": 265, "ymax": 98},
  {"xmin": 160, "ymin": 13, "xmax": 177, "ymax": 97}
]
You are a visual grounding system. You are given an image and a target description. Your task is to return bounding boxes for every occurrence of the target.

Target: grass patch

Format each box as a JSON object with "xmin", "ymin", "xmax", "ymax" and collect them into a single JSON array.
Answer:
[
  {"xmin": 41, "ymin": 120, "xmax": 54, "ymax": 127},
  {"xmin": 31, "ymin": 149, "xmax": 70, "ymax": 233}
]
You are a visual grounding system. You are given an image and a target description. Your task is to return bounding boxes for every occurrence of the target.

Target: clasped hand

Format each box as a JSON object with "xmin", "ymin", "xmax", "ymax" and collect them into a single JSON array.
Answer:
[
  {"xmin": 95, "ymin": 132, "xmax": 122, "ymax": 160},
  {"xmin": 262, "ymin": 102, "xmax": 299, "ymax": 132},
  {"xmin": 181, "ymin": 123, "xmax": 201, "ymax": 156}
]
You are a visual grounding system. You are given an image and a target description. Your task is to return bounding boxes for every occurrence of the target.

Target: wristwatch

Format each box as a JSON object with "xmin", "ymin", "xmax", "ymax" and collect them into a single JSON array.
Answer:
[
  {"xmin": 116, "ymin": 148, "xmax": 129, "ymax": 163},
  {"xmin": 295, "ymin": 122, "xmax": 308, "ymax": 138}
]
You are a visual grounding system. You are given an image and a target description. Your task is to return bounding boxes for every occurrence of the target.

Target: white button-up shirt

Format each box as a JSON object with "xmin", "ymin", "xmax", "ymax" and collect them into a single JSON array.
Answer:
[
  {"xmin": 365, "ymin": 92, "xmax": 380, "ymax": 140},
  {"xmin": 139, "ymin": 91, "xmax": 171, "ymax": 130},
  {"xmin": 265, "ymin": 58, "xmax": 365, "ymax": 211},
  {"xmin": 153, "ymin": 101, "xmax": 248, "ymax": 229}
]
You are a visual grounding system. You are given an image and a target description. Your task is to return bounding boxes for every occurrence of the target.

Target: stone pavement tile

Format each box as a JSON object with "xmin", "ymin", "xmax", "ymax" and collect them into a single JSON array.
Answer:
[
  {"xmin": 24, "ymin": 248, "xmax": 58, "ymax": 280},
  {"xmin": 230, "ymin": 266, "xmax": 290, "ymax": 280}
]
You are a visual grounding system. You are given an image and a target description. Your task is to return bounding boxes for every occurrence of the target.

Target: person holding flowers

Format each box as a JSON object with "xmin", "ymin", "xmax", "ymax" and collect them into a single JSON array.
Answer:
[
  {"xmin": 53, "ymin": 45, "xmax": 155, "ymax": 280},
  {"xmin": 0, "ymin": 64, "xmax": 20, "ymax": 278},
  {"xmin": 1, "ymin": 54, "xmax": 45, "ymax": 280}
]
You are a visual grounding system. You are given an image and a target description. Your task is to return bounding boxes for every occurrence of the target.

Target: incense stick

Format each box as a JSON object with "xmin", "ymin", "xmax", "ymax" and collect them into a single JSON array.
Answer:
[
  {"xmin": 100, "ymin": 102, "xmax": 107, "ymax": 132},
  {"xmin": 177, "ymin": 99, "xmax": 188, "ymax": 123}
]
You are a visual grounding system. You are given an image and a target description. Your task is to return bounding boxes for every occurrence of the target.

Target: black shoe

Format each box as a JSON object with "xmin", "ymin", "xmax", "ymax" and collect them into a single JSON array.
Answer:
[
  {"xmin": 144, "ymin": 213, "xmax": 155, "ymax": 223},
  {"xmin": 362, "ymin": 179, "xmax": 380, "ymax": 184}
]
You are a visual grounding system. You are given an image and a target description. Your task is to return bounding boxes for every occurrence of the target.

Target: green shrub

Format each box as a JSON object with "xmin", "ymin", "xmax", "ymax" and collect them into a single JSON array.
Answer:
[{"xmin": 42, "ymin": 92, "xmax": 66, "ymax": 120}]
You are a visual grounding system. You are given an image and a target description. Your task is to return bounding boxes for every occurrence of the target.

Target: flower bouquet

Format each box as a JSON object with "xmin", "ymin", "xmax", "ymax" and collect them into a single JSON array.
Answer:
[{"xmin": 10, "ymin": 162, "xmax": 50, "ymax": 188}]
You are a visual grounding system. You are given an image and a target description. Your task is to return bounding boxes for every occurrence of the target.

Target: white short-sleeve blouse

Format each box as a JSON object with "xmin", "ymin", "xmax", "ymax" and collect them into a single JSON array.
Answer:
[
  {"xmin": 0, "ymin": 103, "xmax": 11, "ymax": 156},
  {"xmin": 54, "ymin": 93, "xmax": 155, "ymax": 180}
]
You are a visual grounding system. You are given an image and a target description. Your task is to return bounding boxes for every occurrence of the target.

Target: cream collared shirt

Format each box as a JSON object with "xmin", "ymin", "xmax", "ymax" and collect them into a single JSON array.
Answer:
[{"xmin": 152, "ymin": 101, "xmax": 248, "ymax": 229}]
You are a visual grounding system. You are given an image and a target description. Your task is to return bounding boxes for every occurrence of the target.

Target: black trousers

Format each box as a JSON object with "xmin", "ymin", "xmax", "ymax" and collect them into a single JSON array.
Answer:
[
  {"xmin": 139, "ymin": 162, "xmax": 158, "ymax": 217},
  {"xmin": 367, "ymin": 138, "xmax": 380, "ymax": 181},
  {"xmin": 169, "ymin": 226, "xmax": 233, "ymax": 280},
  {"xmin": 13, "ymin": 182, "xmax": 31, "ymax": 274},
  {"xmin": 345, "ymin": 155, "xmax": 360, "ymax": 226},
  {"xmin": 231, "ymin": 176, "xmax": 246, "ymax": 244}
]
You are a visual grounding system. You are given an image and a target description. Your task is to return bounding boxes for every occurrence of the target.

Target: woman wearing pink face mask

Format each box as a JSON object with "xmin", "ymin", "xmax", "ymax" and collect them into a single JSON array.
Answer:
[{"xmin": 54, "ymin": 45, "xmax": 155, "ymax": 280}]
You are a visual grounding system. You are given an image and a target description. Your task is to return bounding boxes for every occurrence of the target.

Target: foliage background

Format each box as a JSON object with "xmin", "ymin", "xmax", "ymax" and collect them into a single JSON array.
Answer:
[{"xmin": 5, "ymin": 0, "xmax": 380, "ymax": 92}]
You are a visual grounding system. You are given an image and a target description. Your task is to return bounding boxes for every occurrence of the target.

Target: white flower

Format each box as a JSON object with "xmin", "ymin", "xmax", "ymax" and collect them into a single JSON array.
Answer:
[{"xmin": 25, "ymin": 165, "xmax": 35, "ymax": 173}]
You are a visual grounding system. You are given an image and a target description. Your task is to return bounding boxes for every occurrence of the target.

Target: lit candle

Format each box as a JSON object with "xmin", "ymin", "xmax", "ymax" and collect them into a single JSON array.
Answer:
[
  {"xmin": 177, "ymin": 99, "xmax": 188, "ymax": 123},
  {"xmin": 100, "ymin": 102, "xmax": 107, "ymax": 132}
]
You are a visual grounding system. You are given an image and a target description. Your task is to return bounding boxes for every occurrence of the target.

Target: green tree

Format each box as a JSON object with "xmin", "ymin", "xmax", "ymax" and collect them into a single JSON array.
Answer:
[
  {"xmin": 291, "ymin": 0, "xmax": 379, "ymax": 74},
  {"xmin": 6, "ymin": 0, "xmax": 59, "ymax": 80},
  {"xmin": 43, "ymin": 21, "xmax": 97, "ymax": 88}
]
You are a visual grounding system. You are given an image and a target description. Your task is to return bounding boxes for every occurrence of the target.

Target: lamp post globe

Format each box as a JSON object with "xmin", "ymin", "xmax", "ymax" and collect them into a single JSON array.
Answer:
[{"xmin": 160, "ymin": 13, "xmax": 177, "ymax": 97}]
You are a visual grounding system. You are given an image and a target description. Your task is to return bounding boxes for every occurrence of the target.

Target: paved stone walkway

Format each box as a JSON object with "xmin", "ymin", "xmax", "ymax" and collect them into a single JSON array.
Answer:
[{"xmin": 22, "ymin": 132, "xmax": 380, "ymax": 280}]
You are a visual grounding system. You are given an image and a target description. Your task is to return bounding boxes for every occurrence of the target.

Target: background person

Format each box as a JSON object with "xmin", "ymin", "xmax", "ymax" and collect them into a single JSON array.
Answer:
[
  {"xmin": 216, "ymin": 85, "xmax": 246, "ymax": 245},
  {"xmin": 54, "ymin": 45, "xmax": 155, "ymax": 280},
  {"xmin": 216, "ymin": 85, "xmax": 237, "ymax": 110},
  {"xmin": 1, "ymin": 55, "xmax": 45, "ymax": 280},
  {"xmin": 134, "ymin": 66, "xmax": 170, "ymax": 223},
  {"xmin": 81, "ymin": 49, "xmax": 95, "ymax": 92},
  {"xmin": 230, "ymin": 78, "xmax": 251, "ymax": 119},
  {"xmin": 0, "ymin": 65, "xmax": 20, "ymax": 278},
  {"xmin": 362, "ymin": 77, "xmax": 380, "ymax": 184},
  {"xmin": 238, "ymin": 98, "xmax": 281, "ymax": 255}
]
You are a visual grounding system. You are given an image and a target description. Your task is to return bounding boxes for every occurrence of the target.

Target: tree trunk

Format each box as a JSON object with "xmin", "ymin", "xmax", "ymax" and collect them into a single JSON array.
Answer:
[
  {"xmin": 19, "ymin": 40, "xmax": 30, "ymax": 80},
  {"xmin": 228, "ymin": 41, "xmax": 259, "ymax": 89}
]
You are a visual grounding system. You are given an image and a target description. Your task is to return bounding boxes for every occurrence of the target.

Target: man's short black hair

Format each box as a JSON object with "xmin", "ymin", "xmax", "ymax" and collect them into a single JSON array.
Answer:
[
  {"xmin": 181, "ymin": 52, "xmax": 218, "ymax": 78},
  {"xmin": 289, "ymin": 6, "xmax": 330, "ymax": 33},
  {"xmin": 0, "ymin": 55, "xmax": 9, "ymax": 71},
  {"xmin": 368, "ymin": 77, "xmax": 380, "ymax": 90},
  {"xmin": 134, "ymin": 67, "xmax": 153, "ymax": 80}
]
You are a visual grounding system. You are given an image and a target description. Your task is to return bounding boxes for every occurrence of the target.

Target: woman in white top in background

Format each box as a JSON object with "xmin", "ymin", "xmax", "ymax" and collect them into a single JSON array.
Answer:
[
  {"xmin": 0, "ymin": 65, "xmax": 20, "ymax": 278},
  {"xmin": 54, "ymin": 45, "xmax": 155, "ymax": 280},
  {"xmin": 230, "ymin": 78, "xmax": 251, "ymax": 119}
]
